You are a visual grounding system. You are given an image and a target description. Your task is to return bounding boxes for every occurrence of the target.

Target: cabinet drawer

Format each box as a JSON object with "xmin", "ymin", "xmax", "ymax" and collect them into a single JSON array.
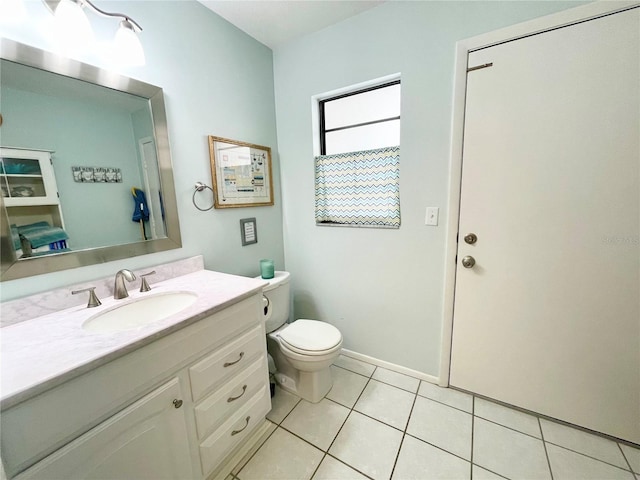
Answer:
[
  {"xmin": 199, "ymin": 385, "xmax": 271, "ymax": 477},
  {"xmin": 189, "ymin": 325, "xmax": 265, "ymax": 402},
  {"xmin": 194, "ymin": 357, "xmax": 269, "ymax": 440}
]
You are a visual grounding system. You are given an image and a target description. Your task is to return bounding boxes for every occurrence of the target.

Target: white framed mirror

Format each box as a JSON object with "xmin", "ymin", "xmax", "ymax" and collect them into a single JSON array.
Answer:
[{"xmin": 0, "ymin": 39, "xmax": 182, "ymax": 281}]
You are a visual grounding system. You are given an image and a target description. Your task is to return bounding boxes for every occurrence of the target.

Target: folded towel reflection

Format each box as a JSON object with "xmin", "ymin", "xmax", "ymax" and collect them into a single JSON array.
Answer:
[
  {"xmin": 17, "ymin": 222, "xmax": 69, "ymax": 249},
  {"xmin": 10, "ymin": 224, "xmax": 20, "ymax": 251}
]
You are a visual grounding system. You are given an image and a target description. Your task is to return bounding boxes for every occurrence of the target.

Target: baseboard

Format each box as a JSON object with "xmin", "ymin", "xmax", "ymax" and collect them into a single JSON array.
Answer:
[{"xmin": 340, "ymin": 348, "xmax": 440, "ymax": 385}]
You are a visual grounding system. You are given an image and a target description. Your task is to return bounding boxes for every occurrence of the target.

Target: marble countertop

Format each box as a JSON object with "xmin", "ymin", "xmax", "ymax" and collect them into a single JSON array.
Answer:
[{"xmin": 1, "ymin": 270, "xmax": 267, "ymax": 409}]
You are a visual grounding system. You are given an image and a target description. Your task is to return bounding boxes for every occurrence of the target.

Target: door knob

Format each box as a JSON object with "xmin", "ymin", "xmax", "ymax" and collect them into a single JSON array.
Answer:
[
  {"xmin": 464, "ymin": 233, "xmax": 478, "ymax": 245},
  {"xmin": 461, "ymin": 256, "xmax": 476, "ymax": 268}
]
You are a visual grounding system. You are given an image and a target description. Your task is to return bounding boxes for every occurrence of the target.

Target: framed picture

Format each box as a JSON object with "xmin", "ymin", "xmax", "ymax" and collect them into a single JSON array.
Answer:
[
  {"xmin": 208, "ymin": 136, "xmax": 274, "ymax": 208},
  {"xmin": 240, "ymin": 217, "xmax": 258, "ymax": 246}
]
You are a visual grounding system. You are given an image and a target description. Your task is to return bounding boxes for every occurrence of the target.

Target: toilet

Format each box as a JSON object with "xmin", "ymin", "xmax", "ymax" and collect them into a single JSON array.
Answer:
[{"xmin": 259, "ymin": 271, "xmax": 342, "ymax": 403}]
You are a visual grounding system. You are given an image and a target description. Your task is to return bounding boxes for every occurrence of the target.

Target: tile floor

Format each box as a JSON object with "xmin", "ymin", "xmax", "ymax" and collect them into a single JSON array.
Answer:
[{"xmin": 229, "ymin": 355, "xmax": 640, "ymax": 480}]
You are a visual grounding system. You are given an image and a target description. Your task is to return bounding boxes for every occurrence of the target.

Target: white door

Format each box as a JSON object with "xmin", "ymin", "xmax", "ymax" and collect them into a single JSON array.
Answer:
[
  {"xmin": 450, "ymin": 8, "xmax": 639, "ymax": 443},
  {"xmin": 16, "ymin": 378, "xmax": 194, "ymax": 480},
  {"xmin": 139, "ymin": 137, "xmax": 165, "ymax": 240}
]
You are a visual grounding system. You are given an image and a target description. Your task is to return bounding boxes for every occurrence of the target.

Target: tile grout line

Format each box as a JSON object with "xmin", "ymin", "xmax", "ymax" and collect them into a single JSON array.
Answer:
[
  {"xmin": 316, "ymin": 365, "xmax": 378, "ymax": 479},
  {"xmin": 388, "ymin": 388, "xmax": 419, "ymax": 479},
  {"xmin": 617, "ymin": 442, "xmax": 635, "ymax": 473},
  {"xmin": 544, "ymin": 440, "xmax": 636, "ymax": 473},
  {"xmin": 336, "ymin": 358, "xmax": 423, "ymax": 396},
  {"xmin": 472, "ymin": 398, "xmax": 638, "ymax": 474},
  {"xmin": 366, "ymin": 376, "xmax": 421, "ymax": 394},
  {"xmin": 334, "ymin": 359, "xmax": 423, "ymax": 394},
  {"xmin": 539, "ymin": 417, "xmax": 555, "ymax": 480},
  {"xmin": 472, "ymin": 465, "xmax": 511, "ymax": 480},
  {"xmin": 470, "ymin": 395, "xmax": 475, "ymax": 479},
  {"xmin": 474, "ymin": 390, "xmax": 635, "ymax": 448},
  {"xmin": 351, "ymin": 407, "xmax": 412, "ymax": 434},
  {"xmin": 402, "ymin": 432, "xmax": 474, "ymax": 465},
  {"xmin": 331, "ymin": 367, "xmax": 378, "ymax": 476},
  {"xmin": 538, "ymin": 417, "xmax": 637, "ymax": 472},
  {"xmin": 236, "ymin": 388, "xmax": 301, "ymax": 478},
  {"xmin": 307, "ymin": 452, "xmax": 326, "ymax": 480},
  {"xmin": 474, "ymin": 415, "xmax": 543, "ymax": 441},
  {"xmin": 274, "ymin": 394, "xmax": 302, "ymax": 426},
  {"xmin": 325, "ymin": 452, "xmax": 376, "ymax": 480},
  {"xmin": 275, "ymin": 424, "xmax": 376, "ymax": 480},
  {"xmin": 273, "ymin": 396, "xmax": 359, "ymax": 474},
  {"xmin": 416, "ymin": 391, "xmax": 475, "ymax": 415},
  {"xmin": 333, "ymin": 362, "xmax": 376, "ymax": 379},
  {"xmin": 233, "ymin": 421, "xmax": 280, "ymax": 480}
]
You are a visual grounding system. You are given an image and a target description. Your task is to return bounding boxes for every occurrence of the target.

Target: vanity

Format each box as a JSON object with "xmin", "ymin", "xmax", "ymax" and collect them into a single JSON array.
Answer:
[
  {"xmin": 1, "ymin": 268, "xmax": 271, "ymax": 479},
  {"xmin": 0, "ymin": 37, "xmax": 273, "ymax": 480}
]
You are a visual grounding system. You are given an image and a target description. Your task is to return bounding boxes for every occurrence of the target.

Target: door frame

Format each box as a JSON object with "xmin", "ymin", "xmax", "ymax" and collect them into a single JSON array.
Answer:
[{"xmin": 438, "ymin": 1, "xmax": 639, "ymax": 386}]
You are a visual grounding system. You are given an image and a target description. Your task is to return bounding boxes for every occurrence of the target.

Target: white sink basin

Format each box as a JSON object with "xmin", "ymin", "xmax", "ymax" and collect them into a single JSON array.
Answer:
[{"xmin": 82, "ymin": 292, "xmax": 198, "ymax": 333}]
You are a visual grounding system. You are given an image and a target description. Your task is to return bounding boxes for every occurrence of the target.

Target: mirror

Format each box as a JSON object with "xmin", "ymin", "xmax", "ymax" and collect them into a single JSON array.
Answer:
[{"xmin": 0, "ymin": 39, "xmax": 181, "ymax": 281}]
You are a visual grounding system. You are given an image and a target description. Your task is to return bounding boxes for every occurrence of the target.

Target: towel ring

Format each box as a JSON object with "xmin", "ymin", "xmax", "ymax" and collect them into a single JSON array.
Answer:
[{"xmin": 193, "ymin": 182, "xmax": 214, "ymax": 211}]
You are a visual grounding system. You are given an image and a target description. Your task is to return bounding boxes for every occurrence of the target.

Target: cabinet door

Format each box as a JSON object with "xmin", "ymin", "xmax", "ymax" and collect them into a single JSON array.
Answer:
[
  {"xmin": 15, "ymin": 378, "xmax": 194, "ymax": 480},
  {"xmin": 0, "ymin": 149, "xmax": 59, "ymax": 207}
]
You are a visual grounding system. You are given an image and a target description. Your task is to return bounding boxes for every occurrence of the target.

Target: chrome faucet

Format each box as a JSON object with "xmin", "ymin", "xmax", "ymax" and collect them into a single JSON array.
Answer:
[{"xmin": 114, "ymin": 269, "xmax": 136, "ymax": 299}]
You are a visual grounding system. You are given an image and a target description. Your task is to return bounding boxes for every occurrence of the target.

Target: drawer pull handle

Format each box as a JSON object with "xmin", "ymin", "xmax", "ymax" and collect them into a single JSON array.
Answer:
[
  {"xmin": 224, "ymin": 351, "xmax": 244, "ymax": 367},
  {"xmin": 231, "ymin": 416, "xmax": 250, "ymax": 436},
  {"xmin": 172, "ymin": 399, "xmax": 183, "ymax": 409},
  {"xmin": 227, "ymin": 385, "xmax": 248, "ymax": 403}
]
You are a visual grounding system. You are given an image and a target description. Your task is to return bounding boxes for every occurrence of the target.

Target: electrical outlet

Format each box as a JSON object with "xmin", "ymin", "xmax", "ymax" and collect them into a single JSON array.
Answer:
[{"xmin": 426, "ymin": 207, "xmax": 439, "ymax": 226}]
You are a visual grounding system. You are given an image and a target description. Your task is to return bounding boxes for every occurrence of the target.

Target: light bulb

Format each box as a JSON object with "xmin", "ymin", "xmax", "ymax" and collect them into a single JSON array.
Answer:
[
  {"xmin": 53, "ymin": 0, "xmax": 94, "ymax": 56},
  {"xmin": 113, "ymin": 20, "xmax": 145, "ymax": 67}
]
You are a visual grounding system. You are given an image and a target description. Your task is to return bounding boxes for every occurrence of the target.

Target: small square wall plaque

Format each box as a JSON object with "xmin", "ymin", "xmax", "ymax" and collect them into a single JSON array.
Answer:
[{"xmin": 240, "ymin": 218, "xmax": 257, "ymax": 246}]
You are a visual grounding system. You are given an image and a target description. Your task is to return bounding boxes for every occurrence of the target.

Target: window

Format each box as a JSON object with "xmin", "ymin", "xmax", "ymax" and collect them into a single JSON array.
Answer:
[
  {"xmin": 320, "ymin": 80, "xmax": 401, "ymax": 155},
  {"xmin": 315, "ymin": 80, "xmax": 401, "ymax": 228}
]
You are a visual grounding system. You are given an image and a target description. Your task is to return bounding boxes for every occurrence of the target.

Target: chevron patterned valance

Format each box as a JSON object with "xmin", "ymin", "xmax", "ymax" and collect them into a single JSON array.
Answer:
[{"xmin": 315, "ymin": 146, "xmax": 400, "ymax": 228}]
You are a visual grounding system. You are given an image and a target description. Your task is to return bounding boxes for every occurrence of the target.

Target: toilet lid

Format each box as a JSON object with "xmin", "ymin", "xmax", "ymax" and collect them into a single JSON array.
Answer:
[{"xmin": 278, "ymin": 319, "xmax": 342, "ymax": 353}]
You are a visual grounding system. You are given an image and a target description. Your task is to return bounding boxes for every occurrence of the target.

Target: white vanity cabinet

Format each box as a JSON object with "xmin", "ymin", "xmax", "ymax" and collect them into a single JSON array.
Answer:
[
  {"xmin": 15, "ymin": 378, "xmax": 194, "ymax": 480},
  {"xmin": 1, "ymin": 291, "xmax": 271, "ymax": 480}
]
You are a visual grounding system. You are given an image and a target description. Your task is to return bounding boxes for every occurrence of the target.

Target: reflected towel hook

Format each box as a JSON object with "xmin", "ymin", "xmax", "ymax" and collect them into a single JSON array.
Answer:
[{"xmin": 192, "ymin": 182, "xmax": 214, "ymax": 211}]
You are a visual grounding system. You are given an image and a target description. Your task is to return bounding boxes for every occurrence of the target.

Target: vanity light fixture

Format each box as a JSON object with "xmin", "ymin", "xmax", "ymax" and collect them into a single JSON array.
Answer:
[
  {"xmin": 0, "ymin": 0, "xmax": 27, "ymax": 23},
  {"xmin": 113, "ymin": 18, "xmax": 145, "ymax": 66},
  {"xmin": 52, "ymin": 0, "xmax": 94, "ymax": 55},
  {"xmin": 43, "ymin": 0, "xmax": 145, "ymax": 66}
]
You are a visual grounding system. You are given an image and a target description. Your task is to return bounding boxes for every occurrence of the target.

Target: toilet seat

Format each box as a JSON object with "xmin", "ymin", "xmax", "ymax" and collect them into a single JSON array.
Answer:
[{"xmin": 277, "ymin": 319, "xmax": 342, "ymax": 356}]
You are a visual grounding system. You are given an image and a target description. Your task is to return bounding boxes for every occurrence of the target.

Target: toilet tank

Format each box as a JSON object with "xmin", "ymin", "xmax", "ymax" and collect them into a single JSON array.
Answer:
[{"xmin": 258, "ymin": 271, "xmax": 290, "ymax": 333}]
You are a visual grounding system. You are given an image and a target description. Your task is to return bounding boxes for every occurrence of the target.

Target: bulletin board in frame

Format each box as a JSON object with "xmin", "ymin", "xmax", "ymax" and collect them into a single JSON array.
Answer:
[{"xmin": 207, "ymin": 136, "xmax": 274, "ymax": 208}]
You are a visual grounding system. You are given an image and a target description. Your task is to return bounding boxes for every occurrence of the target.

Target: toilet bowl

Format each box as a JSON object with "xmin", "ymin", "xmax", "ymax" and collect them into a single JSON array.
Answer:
[{"xmin": 259, "ymin": 272, "xmax": 342, "ymax": 403}]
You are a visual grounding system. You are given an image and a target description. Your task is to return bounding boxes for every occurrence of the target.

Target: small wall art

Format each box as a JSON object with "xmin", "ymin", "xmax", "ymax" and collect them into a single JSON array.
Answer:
[
  {"xmin": 72, "ymin": 166, "xmax": 122, "ymax": 183},
  {"xmin": 240, "ymin": 217, "xmax": 258, "ymax": 246}
]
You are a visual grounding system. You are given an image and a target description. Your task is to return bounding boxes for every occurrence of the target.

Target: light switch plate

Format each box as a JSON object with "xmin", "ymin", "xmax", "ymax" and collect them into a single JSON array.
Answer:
[{"xmin": 426, "ymin": 207, "xmax": 439, "ymax": 226}]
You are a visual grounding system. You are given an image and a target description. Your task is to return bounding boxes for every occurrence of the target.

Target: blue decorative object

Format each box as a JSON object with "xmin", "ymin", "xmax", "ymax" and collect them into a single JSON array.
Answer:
[{"xmin": 131, "ymin": 187, "xmax": 149, "ymax": 222}]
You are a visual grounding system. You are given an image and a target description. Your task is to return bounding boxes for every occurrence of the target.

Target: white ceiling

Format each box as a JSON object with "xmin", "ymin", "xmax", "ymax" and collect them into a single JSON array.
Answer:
[{"xmin": 198, "ymin": 0, "xmax": 386, "ymax": 49}]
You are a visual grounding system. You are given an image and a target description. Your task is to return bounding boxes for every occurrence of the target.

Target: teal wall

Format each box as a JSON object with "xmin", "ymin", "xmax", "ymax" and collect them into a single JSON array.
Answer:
[
  {"xmin": 0, "ymin": 0, "xmax": 283, "ymax": 301},
  {"xmin": 272, "ymin": 1, "xmax": 588, "ymax": 376},
  {"xmin": 1, "ymin": 85, "xmax": 145, "ymax": 250}
]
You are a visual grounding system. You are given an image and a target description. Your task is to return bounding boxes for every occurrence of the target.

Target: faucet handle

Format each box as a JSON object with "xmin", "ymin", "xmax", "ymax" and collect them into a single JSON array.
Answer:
[
  {"xmin": 72, "ymin": 287, "xmax": 102, "ymax": 308},
  {"xmin": 140, "ymin": 270, "xmax": 156, "ymax": 292}
]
